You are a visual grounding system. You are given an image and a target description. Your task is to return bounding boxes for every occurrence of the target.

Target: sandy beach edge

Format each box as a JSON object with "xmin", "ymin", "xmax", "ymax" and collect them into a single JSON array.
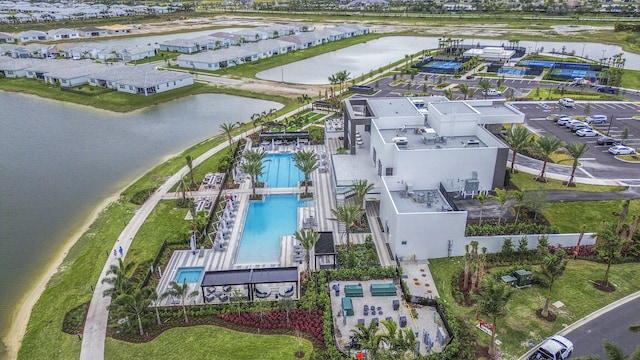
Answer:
[{"xmin": 2, "ymin": 192, "xmax": 122, "ymax": 360}]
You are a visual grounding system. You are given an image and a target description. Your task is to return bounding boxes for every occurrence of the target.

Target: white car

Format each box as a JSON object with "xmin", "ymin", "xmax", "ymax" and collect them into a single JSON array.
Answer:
[
  {"xmin": 559, "ymin": 98, "xmax": 575, "ymax": 108},
  {"xmin": 608, "ymin": 145, "xmax": 636, "ymax": 155},
  {"xmin": 557, "ymin": 117, "xmax": 573, "ymax": 126},
  {"xmin": 576, "ymin": 128, "xmax": 599, "ymax": 137},
  {"xmin": 483, "ymin": 89, "xmax": 502, "ymax": 96},
  {"xmin": 564, "ymin": 119, "xmax": 583, "ymax": 129},
  {"xmin": 528, "ymin": 335, "xmax": 574, "ymax": 360},
  {"xmin": 585, "ymin": 115, "xmax": 607, "ymax": 124}
]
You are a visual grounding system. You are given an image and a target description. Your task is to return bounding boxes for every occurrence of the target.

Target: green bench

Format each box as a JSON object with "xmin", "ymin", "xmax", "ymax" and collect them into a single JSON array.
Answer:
[
  {"xmin": 344, "ymin": 284, "xmax": 363, "ymax": 297},
  {"xmin": 342, "ymin": 297, "xmax": 354, "ymax": 316},
  {"xmin": 370, "ymin": 283, "xmax": 397, "ymax": 297}
]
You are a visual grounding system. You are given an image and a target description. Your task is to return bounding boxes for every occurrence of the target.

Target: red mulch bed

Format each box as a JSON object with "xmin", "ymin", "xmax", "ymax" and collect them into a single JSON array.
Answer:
[
  {"xmin": 475, "ymin": 344, "xmax": 490, "ymax": 359},
  {"xmin": 107, "ymin": 309, "xmax": 325, "ymax": 351},
  {"xmin": 592, "ymin": 280, "xmax": 616, "ymax": 292},
  {"xmin": 535, "ymin": 309, "xmax": 557, "ymax": 322}
]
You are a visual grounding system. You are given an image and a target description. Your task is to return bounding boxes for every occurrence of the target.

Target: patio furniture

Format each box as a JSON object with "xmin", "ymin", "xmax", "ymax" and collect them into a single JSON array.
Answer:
[
  {"xmin": 344, "ymin": 284, "xmax": 363, "ymax": 297},
  {"xmin": 255, "ymin": 286, "xmax": 271, "ymax": 299},
  {"xmin": 392, "ymin": 300, "xmax": 400, "ymax": 311},
  {"xmin": 218, "ymin": 293, "xmax": 229, "ymax": 302},
  {"xmin": 279, "ymin": 285, "xmax": 295, "ymax": 298},
  {"xmin": 358, "ymin": 319, "xmax": 365, "ymax": 326},
  {"xmin": 342, "ymin": 297, "xmax": 354, "ymax": 316},
  {"xmin": 222, "ymin": 285, "xmax": 232, "ymax": 292},
  {"xmin": 370, "ymin": 283, "xmax": 396, "ymax": 296}
]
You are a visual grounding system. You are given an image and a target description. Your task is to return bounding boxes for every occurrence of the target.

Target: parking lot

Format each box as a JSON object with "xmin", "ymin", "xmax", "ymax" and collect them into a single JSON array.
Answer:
[{"xmin": 510, "ymin": 101, "xmax": 640, "ymax": 182}]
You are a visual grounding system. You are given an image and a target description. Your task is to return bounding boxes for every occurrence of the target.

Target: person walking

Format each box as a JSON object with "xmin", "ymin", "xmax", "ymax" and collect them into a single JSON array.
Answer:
[
  {"xmin": 113, "ymin": 249, "xmax": 117, "ymax": 259},
  {"xmin": 118, "ymin": 246, "xmax": 123, "ymax": 257}
]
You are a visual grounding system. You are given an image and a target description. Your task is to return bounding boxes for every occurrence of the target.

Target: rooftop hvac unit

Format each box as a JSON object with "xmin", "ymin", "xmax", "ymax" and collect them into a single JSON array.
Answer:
[
  {"xmin": 392, "ymin": 136, "xmax": 408, "ymax": 147},
  {"xmin": 466, "ymin": 139, "xmax": 480, "ymax": 147}
]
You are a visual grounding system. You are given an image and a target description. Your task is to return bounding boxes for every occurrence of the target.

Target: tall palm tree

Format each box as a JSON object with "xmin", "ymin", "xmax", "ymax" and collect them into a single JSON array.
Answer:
[
  {"xmin": 243, "ymin": 148, "xmax": 267, "ymax": 163},
  {"xmin": 475, "ymin": 277, "xmax": 514, "ymax": 358},
  {"xmin": 510, "ymin": 190, "xmax": 526, "ymax": 224},
  {"xmin": 503, "ymin": 126, "xmax": 533, "ymax": 173},
  {"xmin": 533, "ymin": 135, "xmax": 564, "ymax": 182},
  {"xmin": 185, "ymin": 155, "xmax": 195, "ymax": 188},
  {"xmin": 563, "ymin": 142, "xmax": 589, "ymax": 187},
  {"xmin": 328, "ymin": 73, "xmax": 339, "ymax": 96},
  {"xmin": 176, "ymin": 175, "xmax": 190, "ymax": 207},
  {"xmin": 329, "ymin": 203, "xmax": 363, "ymax": 249},
  {"xmin": 240, "ymin": 160, "xmax": 263, "ymax": 196},
  {"xmin": 458, "ymin": 83, "xmax": 469, "ymax": 100},
  {"xmin": 148, "ymin": 288, "xmax": 162, "ymax": 325},
  {"xmin": 111, "ymin": 287, "xmax": 152, "ymax": 335},
  {"xmin": 161, "ymin": 280, "xmax": 199, "ymax": 323},
  {"xmin": 101, "ymin": 258, "xmax": 136, "ymax": 299},
  {"xmin": 293, "ymin": 150, "xmax": 318, "ymax": 195},
  {"xmin": 219, "ymin": 122, "xmax": 238, "ymax": 148},
  {"xmin": 351, "ymin": 320, "xmax": 384, "ymax": 358},
  {"xmin": 489, "ymin": 188, "xmax": 508, "ymax": 225},
  {"xmin": 539, "ymin": 249, "xmax": 568, "ymax": 318},
  {"xmin": 351, "ymin": 179, "xmax": 374, "ymax": 210},
  {"xmin": 294, "ymin": 228, "xmax": 319, "ymax": 278},
  {"xmin": 337, "ymin": 70, "xmax": 350, "ymax": 93},
  {"xmin": 443, "ymin": 88, "xmax": 454, "ymax": 100},
  {"xmin": 479, "ymin": 78, "xmax": 491, "ymax": 99}
]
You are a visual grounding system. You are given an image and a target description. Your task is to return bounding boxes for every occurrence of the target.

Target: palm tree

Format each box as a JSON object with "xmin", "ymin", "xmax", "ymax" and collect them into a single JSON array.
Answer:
[
  {"xmin": 294, "ymin": 228, "xmax": 319, "ymax": 278},
  {"xmin": 219, "ymin": 122, "xmax": 238, "ymax": 148},
  {"xmin": 443, "ymin": 88, "xmax": 454, "ymax": 100},
  {"xmin": 510, "ymin": 190, "xmax": 526, "ymax": 224},
  {"xmin": 479, "ymin": 79, "xmax": 491, "ymax": 99},
  {"xmin": 161, "ymin": 280, "xmax": 199, "ymax": 323},
  {"xmin": 458, "ymin": 83, "xmax": 469, "ymax": 100},
  {"xmin": 596, "ymin": 227, "xmax": 626, "ymax": 288},
  {"xmin": 240, "ymin": 160, "xmax": 263, "ymax": 196},
  {"xmin": 489, "ymin": 188, "xmax": 508, "ymax": 225},
  {"xmin": 293, "ymin": 150, "xmax": 318, "ymax": 195},
  {"xmin": 330, "ymin": 203, "xmax": 363, "ymax": 249},
  {"xmin": 148, "ymin": 288, "xmax": 162, "ymax": 325},
  {"xmin": 477, "ymin": 192, "xmax": 487, "ymax": 225},
  {"xmin": 503, "ymin": 126, "xmax": 533, "ymax": 173},
  {"xmin": 380, "ymin": 319, "xmax": 418, "ymax": 358},
  {"xmin": 533, "ymin": 135, "xmax": 564, "ymax": 182},
  {"xmin": 102, "ymin": 258, "xmax": 136, "ymax": 299},
  {"xmin": 337, "ymin": 70, "xmax": 351, "ymax": 93},
  {"xmin": 351, "ymin": 179, "xmax": 374, "ymax": 210},
  {"xmin": 176, "ymin": 175, "xmax": 190, "ymax": 207},
  {"xmin": 351, "ymin": 320, "xmax": 384, "ymax": 358},
  {"xmin": 475, "ymin": 277, "xmax": 514, "ymax": 358},
  {"xmin": 111, "ymin": 287, "xmax": 152, "ymax": 335},
  {"xmin": 328, "ymin": 73, "xmax": 339, "ymax": 96},
  {"xmin": 579, "ymin": 340, "xmax": 640, "ymax": 360},
  {"xmin": 539, "ymin": 249, "xmax": 568, "ymax": 318},
  {"xmin": 185, "ymin": 155, "xmax": 195, "ymax": 188},
  {"xmin": 563, "ymin": 142, "xmax": 589, "ymax": 187}
]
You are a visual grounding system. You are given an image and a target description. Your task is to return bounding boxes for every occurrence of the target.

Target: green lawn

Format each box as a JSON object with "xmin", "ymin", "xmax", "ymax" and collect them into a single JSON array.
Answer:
[
  {"xmin": 429, "ymin": 258, "xmax": 640, "ymax": 360},
  {"xmin": 104, "ymin": 325, "xmax": 313, "ymax": 360},
  {"xmin": 509, "ymin": 171, "xmax": 626, "ymax": 192},
  {"xmin": 544, "ymin": 199, "xmax": 640, "ymax": 233},
  {"xmin": 18, "ymin": 201, "xmax": 138, "ymax": 360}
]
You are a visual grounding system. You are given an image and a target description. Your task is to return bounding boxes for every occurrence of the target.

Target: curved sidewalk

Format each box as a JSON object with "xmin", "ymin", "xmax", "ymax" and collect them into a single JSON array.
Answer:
[{"xmin": 79, "ymin": 107, "xmax": 309, "ymax": 360}]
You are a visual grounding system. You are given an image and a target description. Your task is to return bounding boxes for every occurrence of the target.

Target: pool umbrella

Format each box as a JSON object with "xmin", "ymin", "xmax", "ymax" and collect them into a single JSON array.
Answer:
[{"xmin": 189, "ymin": 235, "xmax": 196, "ymax": 252}]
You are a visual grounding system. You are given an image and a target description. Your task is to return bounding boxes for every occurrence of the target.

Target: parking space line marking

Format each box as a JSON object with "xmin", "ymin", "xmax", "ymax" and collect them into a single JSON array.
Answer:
[{"xmin": 578, "ymin": 167, "xmax": 595, "ymax": 178}]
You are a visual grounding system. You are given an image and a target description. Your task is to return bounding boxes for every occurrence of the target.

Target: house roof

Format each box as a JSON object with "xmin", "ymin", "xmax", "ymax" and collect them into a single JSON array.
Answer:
[
  {"xmin": 117, "ymin": 66, "xmax": 193, "ymax": 88},
  {"xmin": 0, "ymin": 32, "xmax": 15, "ymax": 40}
]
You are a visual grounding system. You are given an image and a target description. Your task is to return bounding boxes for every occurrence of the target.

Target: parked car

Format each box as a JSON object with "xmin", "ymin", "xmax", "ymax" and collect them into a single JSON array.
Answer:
[
  {"xmin": 564, "ymin": 119, "xmax": 583, "ymax": 129},
  {"xmin": 550, "ymin": 114, "xmax": 571, "ymax": 122},
  {"xmin": 483, "ymin": 88, "xmax": 502, "ymax": 96},
  {"xmin": 585, "ymin": 115, "xmax": 608, "ymax": 124},
  {"xmin": 576, "ymin": 128, "xmax": 599, "ymax": 137},
  {"xmin": 608, "ymin": 145, "xmax": 636, "ymax": 155},
  {"xmin": 597, "ymin": 136, "xmax": 621, "ymax": 145},
  {"xmin": 559, "ymin": 98, "xmax": 575, "ymax": 108},
  {"xmin": 528, "ymin": 335, "xmax": 574, "ymax": 360},
  {"xmin": 571, "ymin": 122, "xmax": 591, "ymax": 132},
  {"xmin": 596, "ymin": 86, "xmax": 616, "ymax": 94},
  {"xmin": 557, "ymin": 117, "xmax": 573, "ymax": 126},
  {"xmin": 466, "ymin": 74, "xmax": 475, "ymax": 79}
]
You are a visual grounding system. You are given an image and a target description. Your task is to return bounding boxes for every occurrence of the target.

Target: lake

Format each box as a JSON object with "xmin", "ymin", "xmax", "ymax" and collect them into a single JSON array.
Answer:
[{"xmin": 0, "ymin": 92, "xmax": 281, "ymax": 351}]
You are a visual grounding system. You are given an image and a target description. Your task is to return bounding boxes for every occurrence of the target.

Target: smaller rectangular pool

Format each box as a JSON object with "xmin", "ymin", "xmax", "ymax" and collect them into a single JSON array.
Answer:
[{"xmin": 173, "ymin": 267, "xmax": 204, "ymax": 284}]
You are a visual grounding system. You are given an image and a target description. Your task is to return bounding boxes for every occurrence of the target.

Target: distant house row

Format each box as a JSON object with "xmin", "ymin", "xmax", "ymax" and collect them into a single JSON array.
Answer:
[
  {"xmin": 0, "ymin": 2, "xmax": 175, "ymax": 24},
  {"xmin": 0, "ymin": 41, "xmax": 157, "ymax": 62},
  {"xmin": 0, "ymin": 58, "xmax": 193, "ymax": 95},
  {"xmin": 158, "ymin": 23, "xmax": 316, "ymax": 54},
  {"xmin": 177, "ymin": 24, "xmax": 370, "ymax": 71},
  {"xmin": 9, "ymin": 25, "xmax": 134, "ymax": 43}
]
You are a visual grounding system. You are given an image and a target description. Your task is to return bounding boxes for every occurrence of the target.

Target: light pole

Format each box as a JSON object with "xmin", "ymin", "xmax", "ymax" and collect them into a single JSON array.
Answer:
[
  {"xmin": 607, "ymin": 114, "xmax": 615, "ymax": 136},
  {"xmin": 581, "ymin": 43, "xmax": 586, "ymax": 58}
]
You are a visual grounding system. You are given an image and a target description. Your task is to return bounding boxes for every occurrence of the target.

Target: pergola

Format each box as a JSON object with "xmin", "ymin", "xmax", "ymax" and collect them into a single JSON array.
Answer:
[
  {"xmin": 200, "ymin": 266, "xmax": 299, "ymax": 302},
  {"xmin": 259, "ymin": 131, "xmax": 309, "ymax": 141},
  {"xmin": 314, "ymin": 231, "xmax": 337, "ymax": 270}
]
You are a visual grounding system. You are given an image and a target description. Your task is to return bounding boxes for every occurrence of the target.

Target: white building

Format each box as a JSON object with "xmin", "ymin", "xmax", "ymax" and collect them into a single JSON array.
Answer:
[
  {"xmin": 48, "ymin": 28, "xmax": 80, "ymax": 40},
  {"xmin": 19, "ymin": 30, "xmax": 47, "ymax": 42},
  {"xmin": 463, "ymin": 47, "xmax": 516, "ymax": 62},
  {"xmin": 338, "ymin": 96, "xmax": 531, "ymax": 260}
]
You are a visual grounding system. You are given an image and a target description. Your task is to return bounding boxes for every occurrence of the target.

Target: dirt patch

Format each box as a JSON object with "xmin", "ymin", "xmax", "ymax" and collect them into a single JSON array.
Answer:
[
  {"xmin": 592, "ymin": 280, "xmax": 616, "ymax": 292},
  {"xmin": 535, "ymin": 309, "xmax": 557, "ymax": 322},
  {"xmin": 475, "ymin": 344, "xmax": 491, "ymax": 359}
]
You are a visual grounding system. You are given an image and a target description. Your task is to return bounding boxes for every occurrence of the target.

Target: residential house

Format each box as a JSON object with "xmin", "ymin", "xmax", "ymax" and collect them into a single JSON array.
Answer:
[
  {"xmin": 18, "ymin": 30, "xmax": 47, "ymax": 42},
  {"xmin": 77, "ymin": 27, "xmax": 108, "ymax": 38},
  {"xmin": 47, "ymin": 28, "xmax": 80, "ymax": 40},
  {"xmin": 0, "ymin": 57, "xmax": 35, "ymax": 77},
  {"xmin": 0, "ymin": 32, "xmax": 16, "ymax": 43},
  {"xmin": 159, "ymin": 38, "xmax": 199, "ymax": 54}
]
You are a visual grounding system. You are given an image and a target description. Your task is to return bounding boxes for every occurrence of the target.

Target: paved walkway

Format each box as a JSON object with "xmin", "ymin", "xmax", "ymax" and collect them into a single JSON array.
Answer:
[{"xmin": 79, "ymin": 106, "xmax": 315, "ymax": 360}]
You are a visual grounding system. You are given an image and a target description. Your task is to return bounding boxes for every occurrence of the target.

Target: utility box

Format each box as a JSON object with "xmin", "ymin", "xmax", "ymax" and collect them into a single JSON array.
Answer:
[
  {"xmin": 500, "ymin": 275, "xmax": 517, "ymax": 287},
  {"xmin": 514, "ymin": 269, "xmax": 533, "ymax": 287}
]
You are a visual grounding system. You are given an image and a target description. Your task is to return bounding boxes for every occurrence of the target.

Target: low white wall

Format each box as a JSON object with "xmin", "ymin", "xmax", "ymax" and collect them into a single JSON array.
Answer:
[{"xmin": 433, "ymin": 233, "xmax": 596, "ymax": 259}]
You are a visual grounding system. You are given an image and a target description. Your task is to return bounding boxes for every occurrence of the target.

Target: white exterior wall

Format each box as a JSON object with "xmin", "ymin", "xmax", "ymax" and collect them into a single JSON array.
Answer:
[
  {"xmin": 379, "ymin": 184, "xmax": 468, "ymax": 260},
  {"xmin": 394, "ymin": 147, "xmax": 498, "ymax": 190},
  {"xmin": 58, "ymin": 76, "xmax": 86, "ymax": 87},
  {"xmin": 428, "ymin": 107, "xmax": 479, "ymax": 136},
  {"xmin": 157, "ymin": 77, "xmax": 194, "ymax": 93}
]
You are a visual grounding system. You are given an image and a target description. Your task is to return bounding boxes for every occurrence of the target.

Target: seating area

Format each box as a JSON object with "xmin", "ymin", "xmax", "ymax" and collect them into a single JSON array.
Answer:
[
  {"xmin": 279, "ymin": 285, "xmax": 295, "ymax": 298},
  {"xmin": 255, "ymin": 286, "xmax": 272, "ymax": 299},
  {"xmin": 344, "ymin": 284, "xmax": 363, "ymax": 297},
  {"xmin": 370, "ymin": 283, "xmax": 397, "ymax": 297}
]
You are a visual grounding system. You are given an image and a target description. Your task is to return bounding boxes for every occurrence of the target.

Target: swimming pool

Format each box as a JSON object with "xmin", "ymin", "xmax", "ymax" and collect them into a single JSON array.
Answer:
[
  {"xmin": 173, "ymin": 267, "xmax": 204, "ymax": 284},
  {"xmin": 260, "ymin": 153, "xmax": 304, "ymax": 188},
  {"xmin": 235, "ymin": 195, "xmax": 306, "ymax": 264}
]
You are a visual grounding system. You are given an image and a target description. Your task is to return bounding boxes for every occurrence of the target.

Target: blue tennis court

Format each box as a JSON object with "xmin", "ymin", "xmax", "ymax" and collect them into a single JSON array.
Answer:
[
  {"xmin": 520, "ymin": 60, "xmax": 556, "ymax": 67},
  {"xmin": 421, "ymin": 60, "xmax": 464, "ymax": 74},
  {"xmin": 498, "ymin": 67, "xmax": 526, "ymax": 76}
]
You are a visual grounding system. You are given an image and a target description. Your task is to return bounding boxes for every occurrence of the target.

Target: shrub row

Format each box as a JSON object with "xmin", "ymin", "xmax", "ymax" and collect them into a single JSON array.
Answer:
[{"xmin": 466, "ymin": 223, "xmax": 559, "ymax": 236}]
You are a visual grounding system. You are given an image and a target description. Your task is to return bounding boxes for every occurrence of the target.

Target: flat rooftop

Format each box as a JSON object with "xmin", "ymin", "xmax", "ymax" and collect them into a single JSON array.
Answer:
[
  {"xmin": 379, "ymin": 126, "xmax": 486, "ymax": 150},
  {"xmin": 390, "ymin": 189, "xmax": 455, "ymax": 213},
  {"xmin": 430, "ymin": 101, "xmax": 478, "ymax": 116},
  {"xmin": 473, "ymin": 103, "xmax": 522, "ymax": 116},
  {"xmin": 367, "ymin": 98, "xmax": 422, "ymax": 118}
]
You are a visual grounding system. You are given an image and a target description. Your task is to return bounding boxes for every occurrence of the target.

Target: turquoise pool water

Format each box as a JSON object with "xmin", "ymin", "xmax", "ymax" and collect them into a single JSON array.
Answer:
[
  {"xmin": 236, "ymin": 195, "xmax": 306, "ymax": 264},
  {"xmin": 260, "ymin": 153, "xmax": 304, "ymax": 188},
  {"xmin": 173, "ymin": 267, "xmax": 204, "ymax": 284}
]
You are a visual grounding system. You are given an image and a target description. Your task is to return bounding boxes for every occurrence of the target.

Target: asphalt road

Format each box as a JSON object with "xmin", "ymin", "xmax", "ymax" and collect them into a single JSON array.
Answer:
[{"xmin": 565, "ymin": 297, "xmax": 640, "ymax": 358}]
